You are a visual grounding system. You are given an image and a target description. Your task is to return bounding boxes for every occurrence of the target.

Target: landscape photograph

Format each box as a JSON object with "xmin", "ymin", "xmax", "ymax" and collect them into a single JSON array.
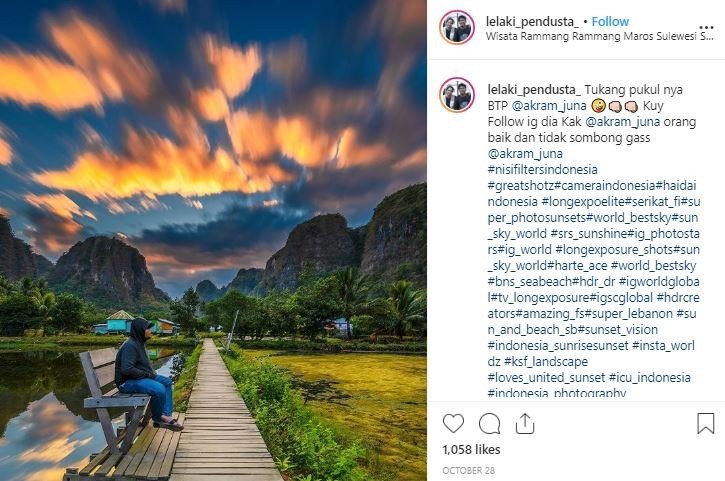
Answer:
[{"xmin": 0, "ymin": 1, "xmax": 426, "ymax": 480}]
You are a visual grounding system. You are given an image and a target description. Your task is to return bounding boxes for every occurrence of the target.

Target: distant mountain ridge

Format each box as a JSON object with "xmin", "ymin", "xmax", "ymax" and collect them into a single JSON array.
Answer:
[
  {"xmin": 195, "ymin": 268, "xmax": 264, "ymax": 302},
  {"xmin": 0, "ymin": 216, "xmax": 53, "ymax": 281},
  {"xmin": 3, "ymin": 183, "xmax": 426, "ymax": 306},
  {"xmin": 196, "ymin": 183, "xmax": 426, "ymax": 299}
]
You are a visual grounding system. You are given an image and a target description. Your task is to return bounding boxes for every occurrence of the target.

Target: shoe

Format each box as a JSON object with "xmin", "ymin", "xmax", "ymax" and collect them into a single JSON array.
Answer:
[{"xmin": 153, "ymin": 420, "xmax": 184, "ymax": 431}]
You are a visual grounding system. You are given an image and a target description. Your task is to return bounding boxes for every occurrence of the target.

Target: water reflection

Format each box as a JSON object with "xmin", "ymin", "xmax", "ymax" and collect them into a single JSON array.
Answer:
[{"xmin": 0, "ymin": 348, "xmax": 185, "ymax": 481}]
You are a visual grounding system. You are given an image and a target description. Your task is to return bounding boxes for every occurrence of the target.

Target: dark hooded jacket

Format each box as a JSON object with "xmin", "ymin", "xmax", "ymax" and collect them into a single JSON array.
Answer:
[{"xmin": 114, "ymin": 318, "xmax": 155, "ymax": 387}]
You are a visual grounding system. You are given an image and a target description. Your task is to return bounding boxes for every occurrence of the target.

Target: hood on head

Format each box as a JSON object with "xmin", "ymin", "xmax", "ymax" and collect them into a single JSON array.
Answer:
[{"xmin": 130, "ymin": 317, "xmax": 150, "ymax": 343}]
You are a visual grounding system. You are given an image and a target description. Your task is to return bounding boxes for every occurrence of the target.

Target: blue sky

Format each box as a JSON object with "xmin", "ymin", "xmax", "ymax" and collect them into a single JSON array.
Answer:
[{"xmin": 0, "ymin": 0, "xmax": 426, "ymax": 297}]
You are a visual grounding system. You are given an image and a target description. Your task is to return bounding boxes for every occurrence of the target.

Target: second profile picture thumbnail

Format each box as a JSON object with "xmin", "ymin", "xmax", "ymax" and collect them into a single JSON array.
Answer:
[
  {"xmin": 440, "ymin": 78, "xmax": 474, "ymax": 113},
  {"xmin": 440, "ymin": 10, "xmax": 474, "ymax": 44}
]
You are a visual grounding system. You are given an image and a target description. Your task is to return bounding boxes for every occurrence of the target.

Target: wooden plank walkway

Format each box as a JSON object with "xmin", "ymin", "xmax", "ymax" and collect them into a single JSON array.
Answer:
[
  {"xmin": 64, "ymin": 412, "xmax": 184, "ymax": 480},
  {"xmin": 169, "ymin": 339, "xmax": 283, "ymax": 481},
  {"xmin": 65, "ymin": 339, "xmax": 282, "ymax": 481}
]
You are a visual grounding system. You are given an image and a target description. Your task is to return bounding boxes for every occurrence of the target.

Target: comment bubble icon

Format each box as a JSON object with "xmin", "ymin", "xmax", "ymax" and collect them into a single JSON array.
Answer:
[{"xmin": 479, "ymin": 413, "xmax": 501, "ymax": 434}]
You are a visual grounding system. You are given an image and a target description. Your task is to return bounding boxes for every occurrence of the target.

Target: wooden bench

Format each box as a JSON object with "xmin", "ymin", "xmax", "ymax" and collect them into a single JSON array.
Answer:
[
  {"xmin": 63, "ymin": 347, "xmax": 183, "ymax": 481},
  {"xmin": 80, "ymin": 347, "xmax": 152, "ymax": 454}
]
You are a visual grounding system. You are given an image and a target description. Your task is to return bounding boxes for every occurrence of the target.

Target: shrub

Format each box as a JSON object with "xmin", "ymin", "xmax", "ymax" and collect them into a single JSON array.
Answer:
[
  {"xmin": 198, "ymin": 331, "xmax": 226, "ymax": 339},
  {"xmin": 222, "ymin": 344, "xmax": 371, "ymax": 481},
  {"xmin": 173, "ymin": 344, "xmax": 202, "ymax": 412},
  {"xmin": 235, "ymin": 338, "xmax": 426, "ymax": 353}
]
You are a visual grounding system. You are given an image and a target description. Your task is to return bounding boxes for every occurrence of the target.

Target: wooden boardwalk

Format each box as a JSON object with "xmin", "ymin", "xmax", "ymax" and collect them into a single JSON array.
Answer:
[
  {"xmin": 169, "ymin": 339, "xmax": 283, "ymax": 481},
  {"xmin": 65, "ymin": 339, "xmax": 282, "ymax": 481}
]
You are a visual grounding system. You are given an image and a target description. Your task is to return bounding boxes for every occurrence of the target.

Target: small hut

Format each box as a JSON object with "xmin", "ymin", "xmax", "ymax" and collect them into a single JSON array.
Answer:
[
  {"xmin": 92, "ymin": 323, "xmax": 108, "ymax": 335},
  {"xmin": 154, "ymin": 319, "xmax": 180, "ymax": 335},
  {"xmin": 106, "ymin": 310, "xmax": 135, "ymax": 334}
]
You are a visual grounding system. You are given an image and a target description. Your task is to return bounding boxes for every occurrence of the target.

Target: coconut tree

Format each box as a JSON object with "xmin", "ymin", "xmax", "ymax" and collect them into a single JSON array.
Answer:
[
  {"xmin": 0, "ymin": 275, "xmax": 15, "ymax": 296},
  {"xmin": 333, "ymin": 267, "xmax": 372, "ymax": 340},
  {"xmin": 37, "ymin": 291, "xmax": 56, "ymax": 331},
  {"xmin": 20, "ymin": 276, "xmax": 34, "ymax": 296},
  {"xmin": 386, "ymin": 280, "xmax": 426, "ymax": 341}
]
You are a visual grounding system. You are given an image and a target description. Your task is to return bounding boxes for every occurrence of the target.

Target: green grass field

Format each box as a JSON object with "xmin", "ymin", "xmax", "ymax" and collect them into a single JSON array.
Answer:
[{"xmin": 243, "ymin": 350, "xmax": 426, "ymax": 481}]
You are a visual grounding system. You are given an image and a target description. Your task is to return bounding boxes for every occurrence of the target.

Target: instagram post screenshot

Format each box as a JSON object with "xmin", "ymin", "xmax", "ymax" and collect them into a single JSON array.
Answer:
[
  {"xmin": 0, "ymin": 1, "xmax": 722, "ymax": 480},
  {"xmin": 430, "ymin": 0, "xmax": 724, "ymax": 480}
]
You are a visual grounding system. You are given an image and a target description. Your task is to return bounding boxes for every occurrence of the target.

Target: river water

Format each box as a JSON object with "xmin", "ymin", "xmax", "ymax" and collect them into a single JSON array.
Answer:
[{"xmin": 0, "ymin": 347, "xmax": 185, "ymax": 481}]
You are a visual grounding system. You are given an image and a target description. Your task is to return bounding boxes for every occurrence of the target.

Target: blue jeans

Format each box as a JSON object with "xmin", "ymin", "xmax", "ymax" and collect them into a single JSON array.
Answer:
[{"xmin": 118, "ymin": 374, "xmax": 173, "ymax": 422}]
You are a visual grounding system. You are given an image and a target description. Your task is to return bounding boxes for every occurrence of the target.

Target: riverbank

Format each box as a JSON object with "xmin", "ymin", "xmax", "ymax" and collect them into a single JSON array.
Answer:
[
  {"xmin": 236, "ymin": 338, "xmax": 426, "ymax": 353},
  {"xmin": 0, "ymin": 335, "xmax": 198, "ymax": 350},
  {"xmin": 0, "ymin": 335, "xmax": 427, "ymax": 353},
  {"xmin": 173, "ymin": 344, "xmax": 202, "ymax": 412}
]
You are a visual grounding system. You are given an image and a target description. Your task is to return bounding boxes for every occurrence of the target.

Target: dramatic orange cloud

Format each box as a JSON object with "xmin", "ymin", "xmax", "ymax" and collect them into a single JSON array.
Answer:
[
  {"xmin": 0, "ymin": 127, "xmax": 12, "ymax": 166},
  {"xmin": 0, "ymin": 51, "xmax": 103, "ymax": 113},
  {"xmin": 0, "ymin": 207, "xmax": 10, "ymax": 217},
  {"xmin": 276, "ymin": 116, "xmax": 338, "ymax": 167},
  {"xmin": 193, "ymin": 87, "xmax": 229, "ymax": 122},
  {"xmin": 184, "ymin": 198, "xmax": 203, "ymax": 209},
  {"xmin": 46, "ymin": 11, "xmax": 158, "ymax": 103},
  {"xmin": 143, "ymin": 248, "xmax": 243, "ymax": 276},
  {"xmin": 267, "ymin": 37, "xmax": 307, "ymax": 86},
  {"xmin": 145, "ymin": 0, "xmax": 187, "ymax": 13},
  {"xmin": 201, "ymin": 34, "xmax": 261, "ymax": 98},
  {"xmin": 376, "ymin": 56, "xmax": 413, "ymax": 110},
  {"xmin": 26, "ymin": 468, "xmax": 67, "ymax": 481},
  {"xmin": 226, "ymin": 110, "xmax": 337, "ymax": 167},
  {"xmin": 367, "ymin": 0, "xmax": 425, "ymax": 111},
  {"xmin": 139, "ymin": 243, "xmax": 273, "ymax": 280},
  {"xmin": 20, "ymin": 436, "xmax": 92, "ymax": 463},
  {"xmin": 226, "ymin": 109, "xmax": 391, "ymax": 168},
  {"xmin": 106, "ymin": 199, "xmax": 139, "ymax": 215},
  {"xmin": 25, "ymin": 193, "xmax": 97, "ymax": 221},
  {"xmin": 26, "ymin": 215, "xmax": 84, "ymax": 255},
  {"xmin": 393, "ymin": 147, "xmax": 427, "ymax": 172},
  {"xmin": 336, "ymin": 128, "xmax": 392, "ymax": 168},
  {"xmin": 32, "ymin": 118, "xmax": 293, "ymax": 202},
  {"xmin": 309, "ymin": 88, "xmax": 372, "ymax": 121},
  {"xmin": 225, "ymin": 110, "xmax": 276, "ymax": 159}
]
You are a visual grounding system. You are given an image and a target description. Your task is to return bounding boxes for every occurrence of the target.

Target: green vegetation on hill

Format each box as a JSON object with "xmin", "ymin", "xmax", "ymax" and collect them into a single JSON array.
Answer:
[{"xmin": 361, "ymin": 183, "xmax": 426, "ymax": 287}]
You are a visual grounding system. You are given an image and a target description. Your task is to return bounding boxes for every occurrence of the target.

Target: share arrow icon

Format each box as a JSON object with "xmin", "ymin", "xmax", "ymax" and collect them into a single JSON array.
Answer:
[{"xmin": 516, "ymin": 413, "xmax": 535, "ymax": 435}]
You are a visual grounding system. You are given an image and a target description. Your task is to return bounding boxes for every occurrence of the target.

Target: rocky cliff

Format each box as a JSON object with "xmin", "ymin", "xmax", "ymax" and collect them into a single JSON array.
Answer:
[
  {"xmin": 196, "ymin": 183, "xmax": 426, "ymax": 295},
  {"xmin": 259, "ymin": 214, "xmax": 362, "ymax": 292},
  {"xmin": 0, "ymin": 216, "xmax": 52, "ymax": 280},
  {"xmin": 195, "ymin": 279, "xmax": 222, "ymax": 302},
  {"xmin": 360, "ymin": 183, "xmax": 426, "ymax": 286},
  {"xmin": 226, "ymin": 268, "xmax": 263, "ymax": 295},
  {"xmin": 33, "ymin": 254, "xmax": 54, "ymax": 277},
  {"xmin": 47, "ymin": 236, "xmax": 169, "ymax": 308}
]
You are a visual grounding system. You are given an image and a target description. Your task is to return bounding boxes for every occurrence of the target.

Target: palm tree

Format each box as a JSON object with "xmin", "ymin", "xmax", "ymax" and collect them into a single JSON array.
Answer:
[
  {"xmin": 34, "ymin": 291, "xmax": 56, "ymax": 332},
  {"xmin": 20, "ymin": 276, "xmax": 34, "ymax": 296},
  {"xmin": 0, "ymin": 275, "xmax": 15, "ymax": 296},
  {"xmin": 386, "ymin": 280, "xmax": 426, "ymax": 341},
  {"xmin": 36, "ymin": 278, "xmax": 48, "ymax": 295},
  {"xmin": 334, "ymin": 267, "xmax": 371, "ymax": 340}
]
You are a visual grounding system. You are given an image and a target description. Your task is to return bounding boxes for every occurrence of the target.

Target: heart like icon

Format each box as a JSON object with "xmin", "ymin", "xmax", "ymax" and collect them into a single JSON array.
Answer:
[{"xmin": 443, "ymin": 414, "xmax": 464, "ymax": 433}]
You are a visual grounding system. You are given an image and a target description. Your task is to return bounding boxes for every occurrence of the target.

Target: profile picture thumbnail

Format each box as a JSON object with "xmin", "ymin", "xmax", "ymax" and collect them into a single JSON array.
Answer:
[
  {"xmin": 440, "ymin": 78, "xmax": 474, "ymax": 113},
  {"xmin": 440, "ymin": 10, "xmax": 475, "ymax": 44}
]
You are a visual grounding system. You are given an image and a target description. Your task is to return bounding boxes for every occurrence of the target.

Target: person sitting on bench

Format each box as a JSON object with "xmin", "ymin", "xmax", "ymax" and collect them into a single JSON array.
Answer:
[{"xmin": 114, "ymin": 317, "xmax": 183, "ymax": 431}]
